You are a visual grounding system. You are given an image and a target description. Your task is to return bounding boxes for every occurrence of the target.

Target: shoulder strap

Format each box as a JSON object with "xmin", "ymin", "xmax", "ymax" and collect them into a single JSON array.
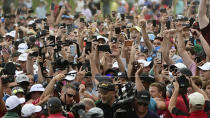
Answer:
[{"xmin": 182, "ymin": 94, "xmax": 190, "ymax": 113}]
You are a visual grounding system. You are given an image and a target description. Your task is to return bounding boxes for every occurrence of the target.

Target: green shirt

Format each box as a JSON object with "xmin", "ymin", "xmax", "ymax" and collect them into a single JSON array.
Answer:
[{"xmin": 2, "ymin": 112, "xmax": 19, "ymax": 118}]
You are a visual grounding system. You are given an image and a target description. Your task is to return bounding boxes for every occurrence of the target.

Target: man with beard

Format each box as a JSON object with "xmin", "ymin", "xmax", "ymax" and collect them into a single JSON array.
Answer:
[{"xmin": 96, "ymin": 82, "xmax": 116, "ymax": 118}]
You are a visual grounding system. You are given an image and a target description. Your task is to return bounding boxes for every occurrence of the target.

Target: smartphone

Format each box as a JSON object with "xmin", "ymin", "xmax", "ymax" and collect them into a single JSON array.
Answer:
[
  {"xmin": 156, "ymin": 52, "xmax": 162, "ymax": 64},
  {"xmin": 70, "ymin": 45, "xmax": 76, "ymax": 57},
  {"xmin": 1, "ymin": 18, "xmax": 4, "ymax": 23},
  {"xmin": 85, "ymin": 42, "xmax": 92, "ymax": 54},
  {"xmin": 111, "ymin": 37, "xmax": 117, "ymax": 43},
  {"xmin": 122, "ymin": 25, "xmax": 126, "ymax": 30},
  {"xmin": 115, "ymin": 27, "xmax": 121, "ymax": 34},
  {"xmin": 44, "ymin": 23, "xmax": 49, "ymax": 30},
  {"xmin": 163, "ymin": 64, "xmax": 168, "ymax": 71},
  {"xmin": 80, "ymin": 18, "xmax": 85, "ymax": 23},
  {"xmin": 98, "ymin": 45, "xmax": 112, "ymax": 54},
  {"xmin": 166, "ymin": 21, "xmax": 171, "ymax": 30},
  {"xmin": 121, "ymin": 14, "xmax": 125, "ymax": 21},
  {"xmin": 51, "ymin": 3, "xmax": 55, "ymax": 11},
  {"xmin": 152, "ymin": 20, "xmax": 157, "ymax": 27},
  {"xmin": 125, "ymin": 40, "xmax": 133, "ymax": 46},
  {"xmin": 189, "ymin": 37, "xmax": 195, "ymax": 46},
  {"xmin": 127, "ymin": 29, "xmax": 130, "ymax": 39},
  {"xmin": 126, "ymin": 16, "xmax": 134, "ymax": 20}
]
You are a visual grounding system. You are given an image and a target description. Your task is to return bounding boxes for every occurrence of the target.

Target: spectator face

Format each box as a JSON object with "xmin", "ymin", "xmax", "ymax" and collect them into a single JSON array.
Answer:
[
  {"xmin": 99, "ymin": 89, "xmax": 115, "ymax": 104},
  {"xmin": 153, "ymin": 39, "xmax": 161, "ymax": 47},
  {"xmin": 27, "ymin": 75, "xmax": 34, "ymax": 89},
  {"xmin": 83, "ymin": 77, "xmax": 93, "ymax": 87},
  {"xmin": 130, "ymin": 30, "xmax": 141, "ymax": 42},
  {"xmin": 135, "ymin": 101, "xmax": 148, "ymax": 114},
  {"xmin": 16, "ymin": 92, "xmax": 25, "ymax": 98},
  {"xmin": 149, "ymin": 86, "xmax": 161, "ymax": 98},
  {"xmin": 61, "ymin": 88, "xmax": 76, "ymax": 105},
  {"xmin": 31, "ymin": 91, "xmax": 43, "ymax": 100},
  {"xmin": 205, "ymin": 84, "xmax": 210, "ymax": 98},
  {"xmin": 200, "ymin": 70, "xmax": 209, "ymax": 80}
]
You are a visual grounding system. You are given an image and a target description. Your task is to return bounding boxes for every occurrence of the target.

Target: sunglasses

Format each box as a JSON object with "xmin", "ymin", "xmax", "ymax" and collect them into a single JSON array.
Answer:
[
  {"xmin": 137, "ymin": 102, "xmax": 148, "ymax": 106},
  {"xmin": 66, "ymin": 93, "xmax": 75, "ymax": 98}
]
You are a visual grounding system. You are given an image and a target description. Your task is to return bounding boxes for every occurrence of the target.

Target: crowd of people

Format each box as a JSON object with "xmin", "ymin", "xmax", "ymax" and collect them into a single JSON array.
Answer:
[{"xmin": 0, "ymin": 0, "xmax": 210, "ymax": 118}]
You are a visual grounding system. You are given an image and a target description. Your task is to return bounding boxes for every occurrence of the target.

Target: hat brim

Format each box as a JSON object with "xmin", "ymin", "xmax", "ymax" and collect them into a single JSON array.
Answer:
[
  {"xmin": 19, "ymin": 98, "xmax": 26, "ymax": 104},
  {"xmin": 136, "ymin": 99, "xmax": 150, "ymax": 105},
  {"xmin": 35, "ymin": 106, "xmax": 42, "ymax": 112},
  {"xmin": 198, "ymin": 66, "xmax": 210, "ymax": 71}
]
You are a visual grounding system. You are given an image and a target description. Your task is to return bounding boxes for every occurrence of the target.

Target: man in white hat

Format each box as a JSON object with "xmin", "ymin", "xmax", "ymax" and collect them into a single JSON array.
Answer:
[{"xmin": 3, "ymin": 95, "xmax": 25, "ymax": 118}]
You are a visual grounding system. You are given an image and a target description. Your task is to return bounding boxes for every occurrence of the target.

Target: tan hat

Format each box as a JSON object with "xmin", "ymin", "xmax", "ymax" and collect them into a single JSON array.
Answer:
[
  {"xmin": 188, "ymin": 92, "xmax": 205, "ymax": 107},
  {"xmin": 130, "ymin": 26, "xmax": 141, "ymax": 33}
]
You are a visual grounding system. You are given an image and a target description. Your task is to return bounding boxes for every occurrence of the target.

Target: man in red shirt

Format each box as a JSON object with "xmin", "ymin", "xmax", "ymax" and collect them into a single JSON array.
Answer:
[
  {"xmin": 198, "ymin": 0, "xmax": 210, "ymax": 46},
  {"xmin": 168, "ymin": 78, "xmax": 210, "ymax": 118},
  {"xmin": 47, "ymin": 97, "xmax": 66, "ymax": 118}
]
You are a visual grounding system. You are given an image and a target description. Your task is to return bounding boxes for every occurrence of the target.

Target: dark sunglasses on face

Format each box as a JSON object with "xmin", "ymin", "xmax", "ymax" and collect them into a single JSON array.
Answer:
[{"xmin": 66, "ymin": 93, "xmax": 75, "ymax": 98}]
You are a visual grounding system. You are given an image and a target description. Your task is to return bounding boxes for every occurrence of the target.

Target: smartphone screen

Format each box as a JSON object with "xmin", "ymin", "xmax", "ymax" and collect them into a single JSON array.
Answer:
[
  {"xmin": 85, "ymin": 42, "xmax": 92, "ymax": 54},
  {"xmin": 70, "ymin": 45, "xmax": 76, "ymax": 57},
  {"xmin": 115, "ymin": 27, "xmax": 121, "ymax": 34},
  {"xmin": 156, "ymin": 52, "xmax": 162, "ymax": 64}
]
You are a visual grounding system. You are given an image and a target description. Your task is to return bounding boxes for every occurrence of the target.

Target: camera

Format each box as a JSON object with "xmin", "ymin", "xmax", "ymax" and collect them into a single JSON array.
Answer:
[{"xmin": 52, "ymin": 57, "xmax": 69, "ymax": 70}]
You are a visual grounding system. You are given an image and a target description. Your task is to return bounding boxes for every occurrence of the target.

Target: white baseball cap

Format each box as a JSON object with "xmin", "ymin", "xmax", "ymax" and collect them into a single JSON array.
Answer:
[
  {"xmin": 18, "ymin": 53, "xmax": 28, "ymax": 61},
  {"xmin": 18, "ymin": 43, "xmax": 28, "ymax": 53},
  {"xmin": 4, "ymin": 30, "xmax": 16, "ymax": 38},
  {"xmin": 21, "ymin": 104, "xmax": 42, "ymax": 117},
  {"xmin": 173, "ymin": 63, "xmax": 187, "ymax": 69},
  {"xmin": 30, "ymin": 84, "xmax": 45, "ymax": 92},
  {"xmin": 138, "ymin": 59, "xmax": 151, "ymax": 67},
  {"xmin": 97, "ymin": 35, "xmax": 108, "ymax": 43},
  {"xmin": 5, "ymin": 95, "xmax": 25, "ymax": 110},
  {"xmin": 64, "ymin": 70, "xmax": 77, "ymax": 81},
  {"xmin": 198, "ymin": 62, "xmax": 210, "ymax": 71},
  {"xmin": 16, "ymin": 74, "xmax": 29, "ymax": 83},
  {"xmin": 188, "ymin": 92, "xmax": 205, "ymax": 107}
]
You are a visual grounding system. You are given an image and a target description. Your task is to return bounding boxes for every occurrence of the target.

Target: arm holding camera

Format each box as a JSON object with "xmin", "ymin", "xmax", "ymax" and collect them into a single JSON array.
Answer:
[
  {"xmin": 37, "ymin": 56, "xmax": 45, "ymax": 84},
  {"xmin": 168, "ymin": 80, "xmax": 180, "ymax": 113},
  {"xmin": 40, "ymin": 74, "xmax": 65, "ymax": 100},
  {"xmin": 189, "ymin": 77, "xmax": 209, "ymax": 100},
  {"xmin": 87, "ymin": 51, "xmax": 99, "ymax": 86},
  {"xmin": 191, "ymin": 29, "xmax": 210, "ymax": 61},
  {"xmin": 26, "ymin": 54, "xmax": 34, "ymax": 75},
  {"xmin": 55, "ymin": 7, "xmax": 65, "ymax": 25},
  {"xmin": 135, "ymin": 65, "xmax": 145, "ymax": 91},
  {"xmin": 176, "ymin": 23, "xmax": 196, "ymax": 76},
  {"xmin": 162, "ymin": 30, "xmax": 175, "ymax": 65},
  {"xmin": 139, "ymin": 19, "xmax": 153, "ymax": 53}
]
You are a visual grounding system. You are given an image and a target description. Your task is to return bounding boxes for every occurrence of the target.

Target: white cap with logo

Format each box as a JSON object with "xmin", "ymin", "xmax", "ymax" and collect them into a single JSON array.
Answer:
[
  {"xmin": 30, "ymin": 84, "xmax": 45, "ymax": 92},
  {"xmin": 5, "ymin": 95, "xmax": 25, "ymax": 110}
]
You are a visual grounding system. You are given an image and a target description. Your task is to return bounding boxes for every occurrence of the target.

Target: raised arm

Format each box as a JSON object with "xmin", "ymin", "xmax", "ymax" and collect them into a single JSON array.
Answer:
[
  {"xmin": 176, "ymin": 24, "xmax": 195, "ymax": 75},
  {"xmin": 40, "ymin": 74, "xmax": 65, "ymax": 100},
  {"xmin": 191, "ymin": 29, "xmax": 210, "ymax": 61},
  {"xmin": 168, "ymin": 81, "xmax": 179, "ymax": 113},
  {"xmin": 139, "ymin": 19, "xmax": 153, "ymax": 53},
  {"xmin": 135, "ymin": 65, "xmax": 145, "ymax": 91},
  {"xmin": 198, "ymin": 0, "xmax": 209, "ymax": 29}
]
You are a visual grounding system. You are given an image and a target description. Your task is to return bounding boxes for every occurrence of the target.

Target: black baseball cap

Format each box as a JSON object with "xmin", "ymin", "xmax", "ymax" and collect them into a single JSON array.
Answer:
[
  {"xmin": 135, "ymin": 90, "xmax": 150, "ymax": 104},
  {"xmin": 117, "ymin": 72, "xmax": 127, "ymax": 79},
  {"xmin": 178, "ymin": 68, "xmax": 192, "ymax": 76},
  {"xmin": 47, "ymin": 97, "xmax": 62, "ymax": 109},
  {"xmin": 98, "ymin": 82, "xmax": 115, "ymax": 91}
]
